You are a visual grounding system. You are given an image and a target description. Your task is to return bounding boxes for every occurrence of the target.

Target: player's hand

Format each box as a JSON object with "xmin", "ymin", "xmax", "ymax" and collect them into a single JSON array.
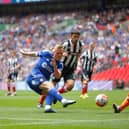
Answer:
[
  {"xmin": 20, "ymin": 49, "xmax": 25, "ymax": 55},
  {"xmin": 51, "ymin": 58, "xmax": 57, "ymax": 68},
  {"xmin": 63, "ymin": 52, "xmax": 68, "ymax": 57}
]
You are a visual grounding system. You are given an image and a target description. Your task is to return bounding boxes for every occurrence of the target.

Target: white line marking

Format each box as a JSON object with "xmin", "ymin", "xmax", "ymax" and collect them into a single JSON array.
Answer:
[{"xmin": 0, "ymin": 117, "xmax": 129, "ymax": 127}]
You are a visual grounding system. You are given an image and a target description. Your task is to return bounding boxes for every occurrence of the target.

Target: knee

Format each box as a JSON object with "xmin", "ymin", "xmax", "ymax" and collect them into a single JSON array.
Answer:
[
  {"xmin": 65, "ymin": 83, "xmax": 74, "ymax": 91},
  {"xmin": 67, "ymin": 85, "xmax": 74, "ymax": 91},
  {"xmin": 82, "ymin": 80, "xmax": 88, "ymax": 85}
]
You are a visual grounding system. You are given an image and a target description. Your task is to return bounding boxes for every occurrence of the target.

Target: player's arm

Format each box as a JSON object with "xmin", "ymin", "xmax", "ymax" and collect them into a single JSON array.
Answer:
[
  {"xmin": 15, "ymin": 63, "xmax": 21, "ymax": 70},
  {"xmin": 20, "ymin": 49, "xmax": 38, "ymax": 57},
  {"xmin": 7, "ymin": 66, "xmax": 10, "ymax": 77},
  {"xmin": 93, "ymin": 52, "xmax": 97, "ymax": 64},
  {"xmin": 7, "ymin": 59, "xmax": 10, "ymax": 74},
  {"xmin": 62, "ymin": 52, "xmax": 68, "ymax": 57},
  {"xmin": 94, "ymin": 56, "xmax": 97, "ymax": 63}
]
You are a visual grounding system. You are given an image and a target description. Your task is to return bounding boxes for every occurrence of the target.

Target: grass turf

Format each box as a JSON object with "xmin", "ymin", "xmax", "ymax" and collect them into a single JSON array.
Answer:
[{"xmin": 0, "ymin": 90, "xmax": 129, "ymax": 129}]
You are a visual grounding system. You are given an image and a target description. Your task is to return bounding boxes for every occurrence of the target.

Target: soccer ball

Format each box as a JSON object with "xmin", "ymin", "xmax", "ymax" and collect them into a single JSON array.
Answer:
[{"xmin": 95, "ymin": 94, "xmax": 108, "ymax": 107}]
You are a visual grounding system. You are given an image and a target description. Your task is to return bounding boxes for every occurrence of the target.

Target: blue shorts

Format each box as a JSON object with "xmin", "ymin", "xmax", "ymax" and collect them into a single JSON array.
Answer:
[{"xmin": 26, "ymin": 74, "xmax": 47, "ymax": 95}]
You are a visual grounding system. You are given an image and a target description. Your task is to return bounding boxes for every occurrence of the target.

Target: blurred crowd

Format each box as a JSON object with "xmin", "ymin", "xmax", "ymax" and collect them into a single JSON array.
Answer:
[{"xmin": 0, "ymin": 8, "xmax": 129, "ymax": 81}]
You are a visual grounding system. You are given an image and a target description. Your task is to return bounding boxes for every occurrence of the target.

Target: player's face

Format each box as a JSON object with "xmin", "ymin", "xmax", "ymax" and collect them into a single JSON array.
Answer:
[
  {"xmin": 54, "ymin": 49, "xmax": 63, "ymax": 61},
  {"xmin": 90, "ymin": 43, "xmax": 95, "ymax": 50},
  {"xmin": 10, "ymin": 50, "xmax": 16, "ymax": 57},
  {"xmin": 71, "ymin": 33, "xmax": 80, "ymax": 43}
]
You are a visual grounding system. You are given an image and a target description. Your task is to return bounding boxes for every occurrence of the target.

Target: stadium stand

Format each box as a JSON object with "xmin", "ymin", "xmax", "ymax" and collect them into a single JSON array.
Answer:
[{"xmin": 0, "ymin": 0, "xmax": 129, "ymax": 90}]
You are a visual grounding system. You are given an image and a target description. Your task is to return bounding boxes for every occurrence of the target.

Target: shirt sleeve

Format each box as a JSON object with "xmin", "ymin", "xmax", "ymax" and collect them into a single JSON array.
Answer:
[
  {"xmin": 62, "ymin": 41, "xmax": 69, "ymax": 52},
  {"xmin": 37, "ymin": 50, "xmax": 50, "ymax": 57}
]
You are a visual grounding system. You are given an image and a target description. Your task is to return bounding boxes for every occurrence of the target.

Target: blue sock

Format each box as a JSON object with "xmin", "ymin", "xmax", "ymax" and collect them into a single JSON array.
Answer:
[
  {"xmin": 45, "ymin": 95, "xmax": 55, "ymax": 105},
  {"xmin": 48, "ymin": 88, "xmax": 63, "ymax": 102}
]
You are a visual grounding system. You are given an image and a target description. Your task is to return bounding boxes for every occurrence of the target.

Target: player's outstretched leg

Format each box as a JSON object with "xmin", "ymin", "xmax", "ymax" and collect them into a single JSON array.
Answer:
[
  {"xmin": 44, "ymin": 95, "xmax": 56, "ymax": 113},
  {"xmin": 113, "ymin": 103, "xmax": 120, "ymax": 113},
  {"xmin": 62, "ymin": 99, "xmax": 76, "ymax": 108},
  {"xmin": 48, "ymin": 88, "xmax": 76, "ymax": 107},
  {"xmin": 113, "ymin": 93, "xmax": 129, "ymax": 113},
  {"xmin": 44, "ymin": 88, "xmax": 76, "ymax": 113}
]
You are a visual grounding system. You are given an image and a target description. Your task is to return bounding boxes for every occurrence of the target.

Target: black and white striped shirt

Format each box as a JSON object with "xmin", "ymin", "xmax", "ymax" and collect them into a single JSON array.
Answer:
[
  {"xmin": 8, "ymin": 57, "xmax": 19, "ymax": 74},
  {"xmin": 81, "ymin": 49, "xmax": 97, "ymax": 72},
  {"xmin": 62, "ymin": 39, "xmax": 84, "ymax": 71}
]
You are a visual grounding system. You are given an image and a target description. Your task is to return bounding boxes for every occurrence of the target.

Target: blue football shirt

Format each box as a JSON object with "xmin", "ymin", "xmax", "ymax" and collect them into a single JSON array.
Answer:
[{"xmin": 30, "ymin": 50, "xmax": 63, "ymax": 80}]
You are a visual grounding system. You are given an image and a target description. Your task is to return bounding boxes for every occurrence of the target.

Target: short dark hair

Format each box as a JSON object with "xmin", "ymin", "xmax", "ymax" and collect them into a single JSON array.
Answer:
[{"xmin": 71, "ymin": 29, "xmax": 80, "ymax": 35}]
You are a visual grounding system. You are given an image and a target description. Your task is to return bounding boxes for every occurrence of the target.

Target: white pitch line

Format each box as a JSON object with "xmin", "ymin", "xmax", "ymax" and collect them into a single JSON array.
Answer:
[{"xmin": 0, "ymin": 117, "xmax": 129, "ymax": 127}]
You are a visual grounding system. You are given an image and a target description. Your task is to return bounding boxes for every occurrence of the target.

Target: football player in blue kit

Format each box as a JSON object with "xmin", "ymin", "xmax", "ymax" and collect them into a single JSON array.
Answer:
[{"xmin": 20, "ymin": 44, "xmax": 76, "ymax": 113}]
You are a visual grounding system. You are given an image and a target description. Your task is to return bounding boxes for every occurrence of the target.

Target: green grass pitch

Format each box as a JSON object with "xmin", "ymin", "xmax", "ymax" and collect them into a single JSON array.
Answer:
[{"xmin": 0, "ymin": 89, "xmax": 129, "ymax": 129}]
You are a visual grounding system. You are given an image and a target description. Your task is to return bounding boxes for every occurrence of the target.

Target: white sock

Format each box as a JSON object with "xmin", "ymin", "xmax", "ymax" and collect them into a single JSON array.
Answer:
[
  {"xmin": 61, "ymin": 98, "xmax": 67, "ymax": 103},
  {"xmin": 44, "ymin": 105, "xmax": 51, "ymax": 110}
]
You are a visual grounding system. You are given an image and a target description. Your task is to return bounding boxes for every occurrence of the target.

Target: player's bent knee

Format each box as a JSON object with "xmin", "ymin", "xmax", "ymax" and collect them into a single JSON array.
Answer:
[{"xmin": 67, "ymin": 85, "xmax": 74, "ymax": 91}]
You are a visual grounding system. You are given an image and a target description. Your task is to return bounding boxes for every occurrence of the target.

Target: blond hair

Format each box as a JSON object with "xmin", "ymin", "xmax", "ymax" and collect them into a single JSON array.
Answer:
[{"xmin": 53, "ymin": 44, "xmax": 64, "ymax": 52}]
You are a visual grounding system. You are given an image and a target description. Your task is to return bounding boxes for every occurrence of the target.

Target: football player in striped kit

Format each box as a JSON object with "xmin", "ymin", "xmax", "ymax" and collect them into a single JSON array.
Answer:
[
  {"xmin": 80, "ymin": 42, "xmax": 97, "ymax": 99},
  {"xmin": 37, "ymin": 29, "xmax": 84, "ymax": 108},
  {"xmin": 6, "ymin": 49, "xmax": 21, "ymax": 96},
  {"xmin": 58, "ymin": 30, "xmax": 84, "ymax": 93}
]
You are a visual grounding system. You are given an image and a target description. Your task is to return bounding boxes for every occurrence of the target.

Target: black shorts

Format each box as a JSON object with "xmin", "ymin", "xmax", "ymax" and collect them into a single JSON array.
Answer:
[
  {"xmin": 81, "ymin": 70, "xmax": 93, "ymax": 81},
  {"xmin": 51, "ymin": 75, "xmax": 61, "ymax": 83},
  {"xmin": 8, "ymin": 72, "xmax": 18, "ymax": 81},
  {"xmin": 52, "ymin": 68, "xmax": 75, "ymax": 83}
]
